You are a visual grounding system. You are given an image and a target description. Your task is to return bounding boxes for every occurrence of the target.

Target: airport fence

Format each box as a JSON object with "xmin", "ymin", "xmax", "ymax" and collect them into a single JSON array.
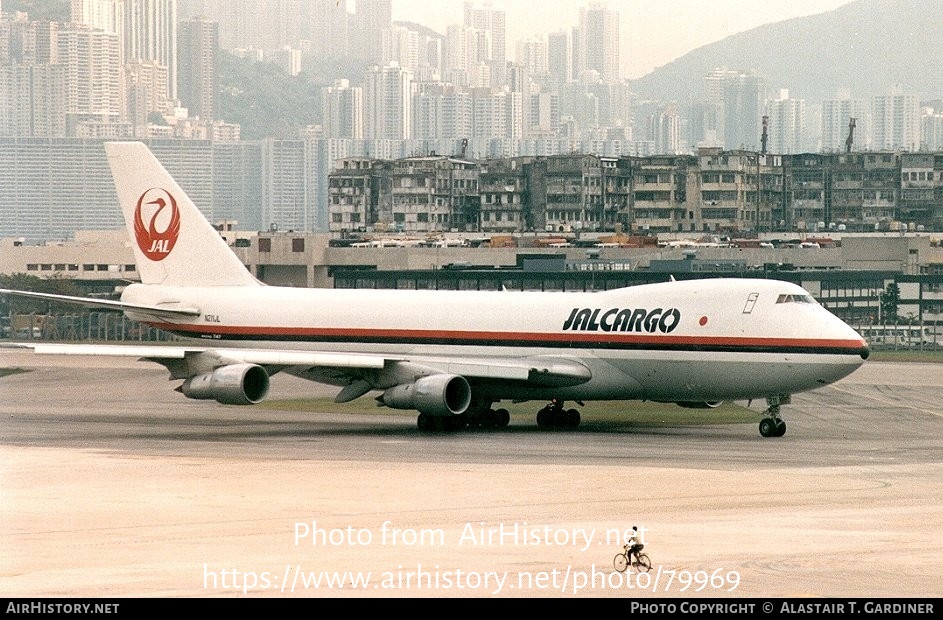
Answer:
[
  {"xmin": 850, "ymin": 322, "xmax": 943, "ymax": 351},
  {"xmin": 2, "ymin": 312, "xmax": 178, "ymax": 343}
]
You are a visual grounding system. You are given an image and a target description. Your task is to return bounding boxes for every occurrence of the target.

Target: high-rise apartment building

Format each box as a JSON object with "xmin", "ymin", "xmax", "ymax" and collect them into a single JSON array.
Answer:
[
  {"xmin": 383, "ymin": 24, "xmax": 420, "ymax": 75},
  {"xmin": 872, "ymin": 91, "xmax": 921, "ymax": 151},
  {"xmin": 578, "ymin": 4, "xmax": 619, "ymax": 83},
  {"xmin": 261, "ymin": 138, "xmax": 309, "ymax": 232},
  {"xmin": 322, "ymin": 79, "xmax": 363, "ymax": 139},
  {"xmin": 305, "ymin": 0, "xmax": 349, "ymax": 62},
  {"xmin": 177, "ymin": 17, "xmax": 218, "ymax": 121},
  {"xmin": 651, "ymin": 105, "xmax": 682, "ymax": 155},
  {"xmin": 463, "ymin": 2, "xmax": 506, "ymax": 87},
  {"xmin": 546, "ymin": 30, "xmax": 572, "ymax": 87},
  {"xmin": 70, "ymin": 0, "xmax": 126, "ymax": 58},
  {"xmin": 413, "ymin": 84, "xmax": 472, "ymax": 141},
  {"xmin": 0, "ymin": 20, "xmax": 64, "ymax": 136},
  {"xmin": 821, "ymin": 97, "xmax": 869, "ymax": 152},
  {"xmin": 363, "ymin": 62, "xmax": 411, "ymax": 140},
  {"xmin": 527, "ymin": 92, "xmax": 560, "ymax": 137},
  {"xmin": 0, "ymin": 64, "xmax": 68, "ymax": 136},
  {"xmin": 472, "ymin": 89, "xmax": 523, "ymax": 141},
  {"xmin": 193, "ymin": 0, "xmax": 259, "ymax": 50},
  {"xmin": 124, "ymin": 0, "xmax": 178, "ymax": 100},
  {"xmin": 923, "ymin": 110, "xmax": 943, "ymax": 151},
  {"xmin": 703, "ymin": 69, "xmax": 766, "ymax": 151},
  {"xmin": 353, "ymin": 0, "xmax": 392, "ymax": 65},
  {"xmin": 767, "ymin": 90, "xmax": 807, "ymax": 154},
  {"xmin": 446, "ymin": 22, "xmax": 501, "ymax": 89},
  {"xmin": 124, "ymin": 61, "xmax": 168, "ymax": 128},
  {"xmin": 725, "ymin": 73, "xmax": 765, "ymax": 151},
  {"xmin": 515, "ymin": 37, "xmax": 547, "ymax": 78},
  {"xmin": 56, "ymin": 24, "xmax": 122, "ymax": 122}
]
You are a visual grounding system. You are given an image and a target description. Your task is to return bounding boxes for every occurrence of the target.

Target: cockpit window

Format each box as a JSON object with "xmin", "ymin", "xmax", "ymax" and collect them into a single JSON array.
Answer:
[{"xmin": 776, "ymin": 293, "xmax": 816, "ymax": 304}]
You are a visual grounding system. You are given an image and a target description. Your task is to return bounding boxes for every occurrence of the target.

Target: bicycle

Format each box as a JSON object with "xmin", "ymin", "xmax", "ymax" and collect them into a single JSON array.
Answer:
[{"xmin": 613, "ymin": 546, "xmax": 652, "ymax": 573}]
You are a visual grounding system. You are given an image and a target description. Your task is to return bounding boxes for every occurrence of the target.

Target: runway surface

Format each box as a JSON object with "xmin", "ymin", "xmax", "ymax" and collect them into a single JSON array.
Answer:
[{"xmin": 1, "ymin": 350, "xmax": 941, "ymax": 598}]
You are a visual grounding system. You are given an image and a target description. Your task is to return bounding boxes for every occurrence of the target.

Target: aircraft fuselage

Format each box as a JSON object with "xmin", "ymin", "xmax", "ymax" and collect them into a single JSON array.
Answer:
[{"xmin": 122, "ymin": 277, "xmax": 869, "ymax": 404}]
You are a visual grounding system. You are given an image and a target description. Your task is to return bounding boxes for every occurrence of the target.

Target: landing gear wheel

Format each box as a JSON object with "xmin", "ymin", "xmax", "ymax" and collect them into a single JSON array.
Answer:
[
  {"xmin": 613, "ymin": 553, "xmax": 628, "ymax": 573},
  {"xmin": 494, "ymin": 408, "xmax": 510, "ymax": 428},
  {"xmin": 417, "ymin": 414, "xmax": 465, "ymax": 432},
  {"xmin": 536, "ymin": 401, "xmax": 581, "ymax": 429},
  {"xmin": 442, "ymin": 416, "xmax": 465, "ymax": 432},
  {"xmin": 417, "ymin": 413, "xmax": 432, "ymax": 432},
  {"xmin": 759, "ymin": 418, "xmax": 776, "ymax": 438},
  {"xmin": 758, "ymin": 396, "xmax": 788, "ymax": 438}
]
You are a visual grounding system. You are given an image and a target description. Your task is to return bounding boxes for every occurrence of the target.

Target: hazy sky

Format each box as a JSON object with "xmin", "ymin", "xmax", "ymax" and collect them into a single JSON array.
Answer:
[{"xmin": 388, "ymin": 0, "xmax": 855, "ymax": 79}]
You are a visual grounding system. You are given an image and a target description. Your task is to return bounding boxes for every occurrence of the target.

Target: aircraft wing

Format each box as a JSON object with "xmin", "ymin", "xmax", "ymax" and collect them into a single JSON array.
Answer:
[
  {"xmin": 10, "ymin": 342, "xmax": 591, "ymax": 398},
  {"xmin": 12, "ymin": 343, "xmax": 386, "ymax": 372}
]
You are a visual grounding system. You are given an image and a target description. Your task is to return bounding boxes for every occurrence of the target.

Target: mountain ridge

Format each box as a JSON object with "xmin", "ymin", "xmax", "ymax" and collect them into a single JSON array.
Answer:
[{"xmin": 630, "ymin": 0, "xmax": 943, "ymax": 103}]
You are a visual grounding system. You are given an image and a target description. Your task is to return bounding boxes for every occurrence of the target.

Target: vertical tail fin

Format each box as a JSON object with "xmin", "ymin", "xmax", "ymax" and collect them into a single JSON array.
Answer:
[{"xmin": 105, "ymin": 142, "xmax": 260, "ymax": 287}]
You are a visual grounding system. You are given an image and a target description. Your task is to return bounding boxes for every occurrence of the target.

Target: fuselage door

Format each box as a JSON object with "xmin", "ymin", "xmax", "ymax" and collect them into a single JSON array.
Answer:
[{"xmin": 742, "ymin": 292, "xmax": 759, "ymax": 314}]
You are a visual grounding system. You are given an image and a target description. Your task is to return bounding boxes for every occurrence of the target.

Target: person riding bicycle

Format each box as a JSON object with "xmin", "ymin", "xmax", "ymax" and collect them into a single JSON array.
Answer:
[{"xmin": 624, "ymin": 526, "xmax": 644, "ymax": 564}]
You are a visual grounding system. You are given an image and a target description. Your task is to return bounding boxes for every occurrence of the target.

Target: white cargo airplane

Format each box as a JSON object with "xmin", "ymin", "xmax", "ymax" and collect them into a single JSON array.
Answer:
[{"xmin": 2, "ymin": 143, "xmax": 870, "ymax": 437}]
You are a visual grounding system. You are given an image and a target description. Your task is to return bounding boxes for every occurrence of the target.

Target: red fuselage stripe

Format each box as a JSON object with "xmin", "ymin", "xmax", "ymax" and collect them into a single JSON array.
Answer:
[{"xmin": 147, "ymin": 322, "xmax": 866, "ymax": 350}]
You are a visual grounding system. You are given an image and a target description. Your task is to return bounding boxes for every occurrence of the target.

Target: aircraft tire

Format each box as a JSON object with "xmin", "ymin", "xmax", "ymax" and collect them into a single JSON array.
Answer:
[
  {"xmin": 759, "ymin": 418, "xmax": 776, "ymax": 438},
  {"xmin": 774, "ymin": 419, "xmax": 786, "ymax": 437},
  {"xmin": 443, "ymin": 416, "xmax": 465, "ymax": 432},
  {"xmin": 417, "ymin": 413, "xmax": 433, "ymax": 431},
  {"xmin": 494, "ymin": 408, "xmax": 510, "ymax": 428},
  {"xmin": 566, "ymin": 409, "xmax": 580, "ymax": 428}
]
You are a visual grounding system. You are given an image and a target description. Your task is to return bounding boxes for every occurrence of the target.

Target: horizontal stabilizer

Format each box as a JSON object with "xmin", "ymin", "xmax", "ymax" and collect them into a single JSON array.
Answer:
[{"xmin": 0, "ymin": 289, "xmax": 201, "ymax": 320}]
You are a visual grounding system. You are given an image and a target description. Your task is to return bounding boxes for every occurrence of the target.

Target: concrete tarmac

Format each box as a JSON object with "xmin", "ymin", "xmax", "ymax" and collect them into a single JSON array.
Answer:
[{"xmin": 1, "ymin": 350, "xmax": 941, "ymax": 598}]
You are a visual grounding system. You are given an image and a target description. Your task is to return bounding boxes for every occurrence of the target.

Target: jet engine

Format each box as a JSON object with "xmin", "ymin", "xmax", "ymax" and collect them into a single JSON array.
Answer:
[
  {"xmin": 381, "ymin": 374, "xmax": 471, "ymax": 416},
  {"xmin": 179, "ymin": 363, "xmax": 270, "ymax": 405}
]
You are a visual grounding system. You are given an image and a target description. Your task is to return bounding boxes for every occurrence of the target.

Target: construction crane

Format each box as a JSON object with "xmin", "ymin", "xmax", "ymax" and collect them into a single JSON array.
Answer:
[
  {"xmin": 845, "ymin": 118, "xmax": 856, "ymax": 153},
  {"xmin": 761, "ymin": 115, "xmax": 769, "ymax": 154}
]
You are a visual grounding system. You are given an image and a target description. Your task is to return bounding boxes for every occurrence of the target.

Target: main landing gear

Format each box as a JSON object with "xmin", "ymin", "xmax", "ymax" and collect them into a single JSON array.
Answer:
[
  {"xmin": 758, "ymin": 396, "xmax": 788, "ymax": 438},
  {"xmin": 416, "ymin": 405, "xmax": 510, "ymax": 432},
  {"xmin": 535, "ymin": 399, "xmax": 581, "ymax": 429},
  {"xmin": 464, "ymin": 406, "xmax": 511, "ymax": 429},
  {"xmin": 415, "ymin": 399, "xmax": 583, "ymax": 432}
]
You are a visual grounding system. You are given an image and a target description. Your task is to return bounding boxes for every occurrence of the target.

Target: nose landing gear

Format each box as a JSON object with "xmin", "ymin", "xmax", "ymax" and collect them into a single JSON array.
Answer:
[{"xmin": 759, "ymin": 396, "xmax": 788, "ymax": 437}]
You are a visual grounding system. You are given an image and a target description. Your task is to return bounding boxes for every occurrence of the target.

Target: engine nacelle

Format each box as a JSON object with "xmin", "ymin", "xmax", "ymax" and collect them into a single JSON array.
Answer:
[
  {"xmin": 180, "ymin": 363, "xmax": 270, "ymax": 405},
  {"xmin": 381, "ymin": 374, "xmax": 471, "ymax": 416},
  {"xmin": 675, "ymin": 401, "xmax": 723, "ymax": 409}
]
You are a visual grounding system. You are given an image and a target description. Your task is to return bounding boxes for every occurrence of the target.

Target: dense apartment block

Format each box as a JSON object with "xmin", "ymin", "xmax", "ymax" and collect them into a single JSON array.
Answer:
[
  {"xmin": 329, "ymin": 155, "xmax": 479, "ymax": 234},
  {"xmin": 478, "ymin": 157, "xmax": 532, "ymax": 233},
  {"xmin": 4, "ymin": 137, "xmax": 943, "ymax": 242},
  {"xmin": 327, "ymin": 149, "xmax": 943, "ymax": 236}
]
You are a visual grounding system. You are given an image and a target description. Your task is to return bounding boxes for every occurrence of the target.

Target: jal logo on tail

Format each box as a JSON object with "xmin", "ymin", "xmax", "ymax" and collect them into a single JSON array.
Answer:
[{"xmin": 134, "ymin": 188, "xmax": 180, "ymax": 261}]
